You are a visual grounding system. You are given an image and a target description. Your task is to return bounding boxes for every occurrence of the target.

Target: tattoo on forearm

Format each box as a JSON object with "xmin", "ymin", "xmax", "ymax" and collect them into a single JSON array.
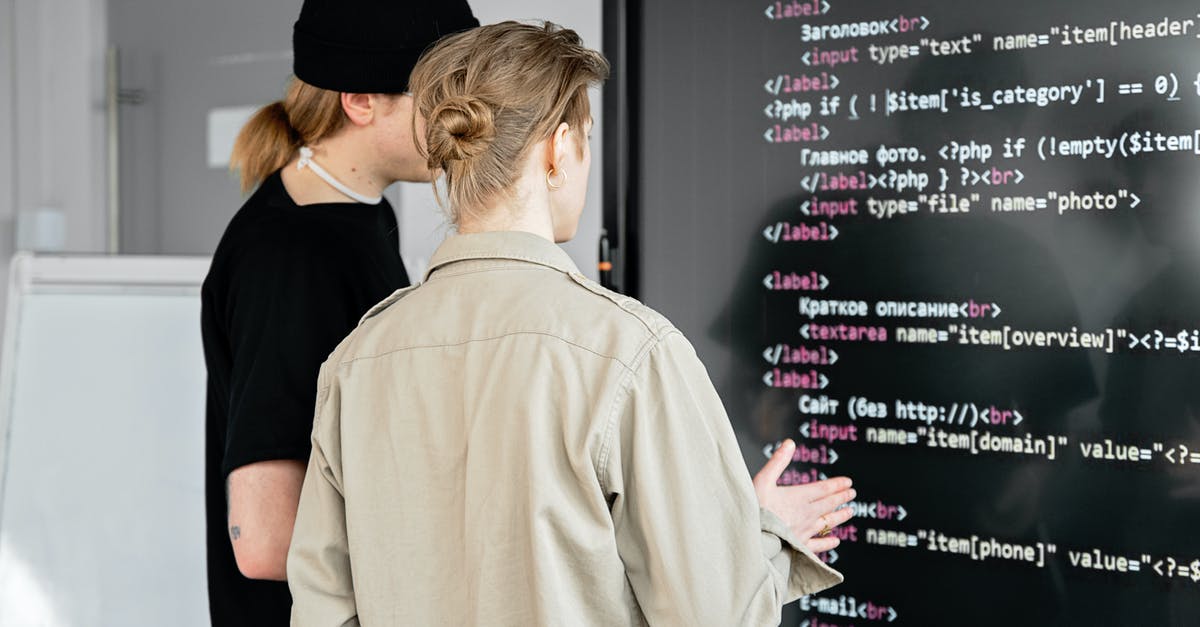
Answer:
[{"xmin": 230, "ymin": 526, "xmax": 241, "ymax": 541}]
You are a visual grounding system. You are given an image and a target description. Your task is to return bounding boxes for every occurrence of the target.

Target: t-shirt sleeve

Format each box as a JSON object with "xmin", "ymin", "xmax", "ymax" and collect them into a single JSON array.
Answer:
[{"xmin": 219, "ymin": 231, "xmax": 364, "ymax": 478}]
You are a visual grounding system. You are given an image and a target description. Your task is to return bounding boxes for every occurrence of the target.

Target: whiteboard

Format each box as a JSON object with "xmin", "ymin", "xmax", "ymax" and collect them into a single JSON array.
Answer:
[{"xmin": 0, "ymin": 253, "xmax": 211, "ymax": 627}]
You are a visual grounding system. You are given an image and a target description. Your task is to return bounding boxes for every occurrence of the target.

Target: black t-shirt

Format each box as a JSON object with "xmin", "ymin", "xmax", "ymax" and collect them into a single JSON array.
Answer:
[{"xmin": 201, "ymin": 170, "xmax": 410, "ymax": 626}]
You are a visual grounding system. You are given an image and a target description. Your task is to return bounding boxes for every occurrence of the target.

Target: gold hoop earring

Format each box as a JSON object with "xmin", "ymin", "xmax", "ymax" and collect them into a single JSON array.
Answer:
[{"xmin": 546, "ymin": 168, "xmax": 566, "ymax": 190}]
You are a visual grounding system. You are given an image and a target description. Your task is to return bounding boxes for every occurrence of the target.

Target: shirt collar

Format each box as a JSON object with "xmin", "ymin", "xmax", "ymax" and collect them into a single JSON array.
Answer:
[{"xmin": 423, "ymin": 230, "xmax": 581, "ymax": 282}]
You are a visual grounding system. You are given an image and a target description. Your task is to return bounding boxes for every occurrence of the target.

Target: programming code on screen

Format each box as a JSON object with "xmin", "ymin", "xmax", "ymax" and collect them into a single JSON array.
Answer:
[{"xmin": 636, "ymin": 0, "xmax": 1200, "ymax": 624}]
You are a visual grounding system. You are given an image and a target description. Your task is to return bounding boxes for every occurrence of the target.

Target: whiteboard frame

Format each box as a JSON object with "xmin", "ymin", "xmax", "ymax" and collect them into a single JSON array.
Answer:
[{"xmin": 0, "ymin": 252, "xmax": 211, "ymax": 515}]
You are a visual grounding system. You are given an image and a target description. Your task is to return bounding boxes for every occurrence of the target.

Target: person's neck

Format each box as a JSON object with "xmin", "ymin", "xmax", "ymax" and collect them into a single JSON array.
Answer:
[
  {"xmin": 280, "ymin": 136, "xmax": 391, "ymax": 206},
  {"xmin": 456, "ymin": 183, "xmax": 556, "ymax": 242}
]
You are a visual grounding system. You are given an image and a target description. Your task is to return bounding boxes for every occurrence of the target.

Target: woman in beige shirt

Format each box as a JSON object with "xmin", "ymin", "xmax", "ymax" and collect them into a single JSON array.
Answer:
[{"xmin": 287, "ymin": 21, "xmax": 854, "ymax": 626}]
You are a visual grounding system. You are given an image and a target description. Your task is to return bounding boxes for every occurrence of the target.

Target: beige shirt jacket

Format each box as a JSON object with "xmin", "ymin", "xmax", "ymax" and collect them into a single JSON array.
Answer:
[{"xmin": 287, "ymin": 231, "xmax": 842, "ymax": 626}]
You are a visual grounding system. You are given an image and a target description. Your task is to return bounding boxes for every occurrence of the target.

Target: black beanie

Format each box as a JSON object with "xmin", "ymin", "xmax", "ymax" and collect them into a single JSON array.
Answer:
[{"xmin": 293, "ymin": 0, "xmax": 479, "ymax": 94}]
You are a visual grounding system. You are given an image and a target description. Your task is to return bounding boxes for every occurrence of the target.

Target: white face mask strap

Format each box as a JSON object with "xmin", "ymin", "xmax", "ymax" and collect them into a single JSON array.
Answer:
[{"xmin": 297, "ymin": 147, "xmax": 384, "ymax": 205}]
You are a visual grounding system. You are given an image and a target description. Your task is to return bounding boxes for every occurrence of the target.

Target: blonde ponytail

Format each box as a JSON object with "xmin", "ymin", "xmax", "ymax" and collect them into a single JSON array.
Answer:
[
  {"xmin": 230, "ymin": 102, "xmax": 295, "ymax": 192},
  {"xmin": 229, "ymin": 78, "xmax": 349, "ymax": 193}
]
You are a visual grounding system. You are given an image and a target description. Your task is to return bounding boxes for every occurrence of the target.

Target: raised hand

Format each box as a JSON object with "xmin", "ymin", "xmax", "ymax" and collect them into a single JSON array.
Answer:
[{"xmin": 752, "ymin": 439, "xmax": 855, "ymax": 553}]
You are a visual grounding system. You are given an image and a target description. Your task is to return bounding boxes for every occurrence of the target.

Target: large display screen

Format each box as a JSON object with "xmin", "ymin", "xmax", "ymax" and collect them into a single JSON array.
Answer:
[{"xmin": 631, "ymin": 0, "xmax": 1200, "ymax": 623}]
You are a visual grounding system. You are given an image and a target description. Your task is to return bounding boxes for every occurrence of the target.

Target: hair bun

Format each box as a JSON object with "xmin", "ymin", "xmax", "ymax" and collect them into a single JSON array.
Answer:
[{"xmin": 427, "ymin": 96, "xmax": 495, "ymax": 164}]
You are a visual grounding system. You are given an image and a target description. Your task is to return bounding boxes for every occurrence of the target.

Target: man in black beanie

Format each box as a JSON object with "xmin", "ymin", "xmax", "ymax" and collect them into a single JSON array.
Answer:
[{"xmin": 201, "ymin": 1, "xmax": 477, "ymax": 626}]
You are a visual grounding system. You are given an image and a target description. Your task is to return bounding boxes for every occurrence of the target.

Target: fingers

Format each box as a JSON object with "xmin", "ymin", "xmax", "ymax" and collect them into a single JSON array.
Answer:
[
  {"xmin": 803, "ymin": 476, "xmax": 854, "ymax": 501},
  {"xmin": 805, "ymin": 535, "xmax": 841, "ymax": 554},
  {"xmin": 801, "ymin": 490, "xmax": 859, "ymax": 533},
  {"xmin": 753, "ymin": 439, "xmax": 795, "ymax": 487},
  {"xmin": 812, "ymin": 487, "xmax": 856, "ymax": 516},
  {"xmin": 822, "ymin": 503, "xmax": 855, "ymax": 529}
]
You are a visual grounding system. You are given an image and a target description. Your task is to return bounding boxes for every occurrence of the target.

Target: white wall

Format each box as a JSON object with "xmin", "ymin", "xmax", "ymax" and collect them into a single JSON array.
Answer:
[
  {"xmin": 0, "ymin": 0, "xmax": 16, "ymax": 324},
  {"xmin": 0, "ymin": 0, "xmax": 108, "ymax": 335},
  {"xmin": 108, "ymin": 0, "xmax": 303, "ymax": 255},
  {"xmin": 397, "ymin": 0, "xmax": 605, "ymax": 281},
  {"xmin": 12, "ymin": 0, "xmax": 109, "ymax": 254}
]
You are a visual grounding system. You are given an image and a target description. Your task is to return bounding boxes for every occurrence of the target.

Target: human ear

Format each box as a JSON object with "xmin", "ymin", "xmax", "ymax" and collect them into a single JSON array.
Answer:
[
  {"xmin": 547, "ymin": 122, "xmax": 572, "ymax": 169},
  {"xmin": 341, "ymin": 92, "xmax": 375, "ymax": 127}
]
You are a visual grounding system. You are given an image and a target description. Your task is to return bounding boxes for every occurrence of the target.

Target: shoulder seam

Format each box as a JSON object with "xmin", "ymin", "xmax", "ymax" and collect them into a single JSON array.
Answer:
[
  {"xmin": 566, "ymin": 272, "xmax": 675, "ymax": 339},
  {"xmin": 595, "ymin": 329, "xmax": 681, "ymax": 495},
  {"xmin": 334, "ymin": 330, "xmax": 638, "ymax": 373},
  {"xmin": 358, "ymin": 284, "xmax": 420, "ymax": 325}
]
